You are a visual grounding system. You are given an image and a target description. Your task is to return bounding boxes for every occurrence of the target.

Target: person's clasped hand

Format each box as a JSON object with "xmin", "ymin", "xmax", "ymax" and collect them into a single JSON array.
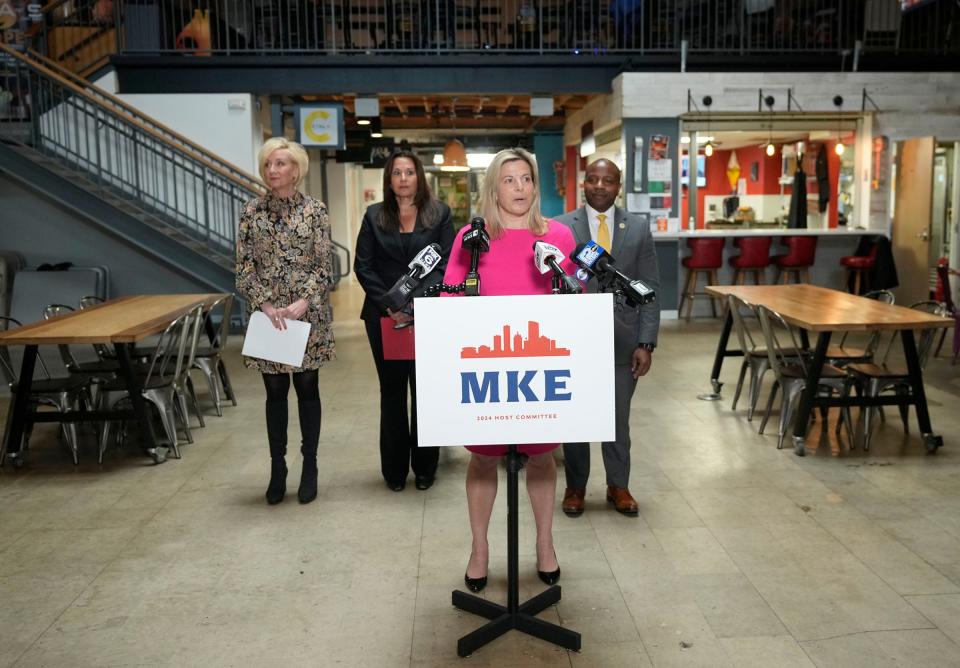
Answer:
[{"xmin": 387, "ymin": 308, "xmax": 413, "ymax": 325}]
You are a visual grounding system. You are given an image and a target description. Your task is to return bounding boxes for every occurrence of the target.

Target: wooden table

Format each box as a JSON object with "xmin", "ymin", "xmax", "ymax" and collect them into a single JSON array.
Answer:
[
  {"xmin": 0, "ymin": 294, "xmax": 227, "ymax": 466},
  {"xmin": 704, "ymin": 284, "xmax": 952, "ymax": 456}
]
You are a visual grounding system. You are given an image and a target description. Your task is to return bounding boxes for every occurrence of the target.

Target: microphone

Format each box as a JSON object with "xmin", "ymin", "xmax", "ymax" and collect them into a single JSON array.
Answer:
[
  {"xmin": 533, "ymin": 241, "xmax": 582, "ymax": 294},
  {"xmin": 460, "ymin": 216, "xmax": 489, "ymax": 296},
  {"xmin": 570, "ymin": 240, "xmax": 656, "ymax": 307},
  {"xmin": 382, "ymin": 243, "xmax": 443, "ymax": 312}
]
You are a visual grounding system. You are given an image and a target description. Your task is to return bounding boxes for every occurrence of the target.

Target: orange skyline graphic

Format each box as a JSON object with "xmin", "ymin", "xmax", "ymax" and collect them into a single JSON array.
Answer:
[{"xmin": 461, "ymin": 321, "xmax": 571, "ymax": 359}]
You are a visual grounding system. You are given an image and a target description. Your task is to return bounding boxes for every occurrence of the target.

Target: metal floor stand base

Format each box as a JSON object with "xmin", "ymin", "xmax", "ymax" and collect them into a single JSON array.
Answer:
[{"xmin": 451, "ymin": 445, "xmax": 581, "ymax": 657}]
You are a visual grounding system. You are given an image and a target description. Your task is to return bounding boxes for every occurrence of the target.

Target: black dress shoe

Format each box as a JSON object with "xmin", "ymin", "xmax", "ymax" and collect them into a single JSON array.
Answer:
[
  {"xmin": 414, "ymin": 475, "xmax": 435, "ymax": 491},
  {"xmin": 464, "ymin": 573, "xmax": 488, "ymax": 593},
  {"xmin": 537, "ymin": 567, "xmax": 561, "ymax": 586},
  {"xmin": 386, "ymin": 480, "xmax": 406, "ymax": 492}
]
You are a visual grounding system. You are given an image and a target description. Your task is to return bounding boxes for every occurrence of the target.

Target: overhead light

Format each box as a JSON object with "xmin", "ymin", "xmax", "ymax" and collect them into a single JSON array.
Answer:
[
  {"xmin": 357, "ymin": 119, "xmax": 371, "ymax": 126},
  {"xmin": 765, "ymin": 142, "xmax": 776, "ymax": 157},
  {"xmin": 355, "ymin": 96, "xmax": 379, "ymax": 117},
  {"xmin": 530, "ymin": 96, "xmax": 554, "ymax": 116},
  {"xmin": 433, "ymin": 153, "xmax": 444, "ymax": 165},
  {"xmin": 440, "ymin": 138, "xmax": 469, "ymax": 172},
  {"xmin": 704, "ymin": 141, "xmax": 714, "ymax": 157},
  {"xmin": 833, "ymin": 95, "xmax": 845, "ymax": 157},
  {"xmin": 466, "ymin": 152, "xmax": 495, "ymax": 169},
  {"xmin": 368, "ymin": 117, "xmax": 383, "ymax": 138}
]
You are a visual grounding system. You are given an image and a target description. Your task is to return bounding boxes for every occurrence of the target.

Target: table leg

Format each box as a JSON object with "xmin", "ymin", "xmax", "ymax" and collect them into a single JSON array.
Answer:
[
  {"xmin": 708, "ymin": 310, "xmax": 735, "ymax": 395},
  {"xmin": 901, "ymin": 329, "xmax": 942, "ymax": 453},
  {"xmin": 1, "ymin": 345, "xmax": 37, "ymax": 467},
  {"xmin": 114, "ymin": 343, "xmax": 166, "ymax": 464},
  {"xmin": 791, "ymin": 332, "xmax": 831, "ymax": 456}
]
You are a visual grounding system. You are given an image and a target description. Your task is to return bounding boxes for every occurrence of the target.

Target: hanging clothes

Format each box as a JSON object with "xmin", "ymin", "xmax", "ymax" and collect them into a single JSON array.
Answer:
[
  {"xmin": 816, "ymin": 143, "xmax": 830, "ymax": 214},
  {"xmin": 787, "ymin": 162, "xmax": 807, "ymax": 228}
]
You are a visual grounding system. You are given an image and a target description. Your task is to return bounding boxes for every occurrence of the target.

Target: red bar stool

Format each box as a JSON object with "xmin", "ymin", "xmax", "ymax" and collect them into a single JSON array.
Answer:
[
  {"xmin": 679, "ymin": 237, "xmax": 725, "ymax": 321},
  {"xmin": 772, "ymin": 236, "xmax": 818, "ymax": 284},
  {"xmin": 840, "ymin": 245, "xmax": 878, "ymax": 295},
  {"xmin": 729, "ymin": 237, "xmax": 772, "ymax": 285}
]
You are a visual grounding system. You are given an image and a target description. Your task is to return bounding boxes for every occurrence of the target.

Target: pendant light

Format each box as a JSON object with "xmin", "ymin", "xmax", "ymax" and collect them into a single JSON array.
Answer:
[
  {"xmin": 702, "ymin": 95, "xmax": 714, "ymax": 157},
  {"xmin": 833, "ymin": 95, "xmax": 845, "ymax": 156},
  {"xmin": 764, "ymin": 95, "xmax": 776, "ymax": 157},
  {"xmin": 441, "ymin": 138, "xmax": 469, "ymax": 172}
]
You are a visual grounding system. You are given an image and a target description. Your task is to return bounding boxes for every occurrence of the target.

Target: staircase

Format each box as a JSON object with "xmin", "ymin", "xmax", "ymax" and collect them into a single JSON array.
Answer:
[{"xmin": 0, "ymin": 44, "xmax": 265, "ymax": 293}]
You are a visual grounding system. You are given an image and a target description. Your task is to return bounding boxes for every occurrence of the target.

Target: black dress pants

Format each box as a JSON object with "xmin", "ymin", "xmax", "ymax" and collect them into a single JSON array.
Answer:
[{"xmin": 364, "ymin": 318, "xmax": 438, "ymax": 484}]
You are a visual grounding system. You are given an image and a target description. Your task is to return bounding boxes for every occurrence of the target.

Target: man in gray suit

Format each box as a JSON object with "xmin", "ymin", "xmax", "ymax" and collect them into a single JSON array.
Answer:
[{"xmin": 556, "ymin": 159, "xmax": 660, "ymax": 516}]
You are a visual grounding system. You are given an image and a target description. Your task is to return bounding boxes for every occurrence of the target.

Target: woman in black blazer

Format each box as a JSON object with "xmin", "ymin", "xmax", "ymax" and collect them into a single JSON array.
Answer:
[{"xmin": 354, "ymin": 151, "xmax": 455, "ymax": 491}]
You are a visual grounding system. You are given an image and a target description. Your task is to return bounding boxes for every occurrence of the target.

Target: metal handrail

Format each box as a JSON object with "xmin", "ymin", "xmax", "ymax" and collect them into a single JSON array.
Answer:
[
  {"xmin": 0, "ymin": 44, "xmax": 250, "ymax": 266},
  {"xmin": 21, "ymin": 47, "xmax": 264, "ymax": 193},
  {"xmin": 109, "ymin": 0, "xmax": 956, "ymax": 57}
]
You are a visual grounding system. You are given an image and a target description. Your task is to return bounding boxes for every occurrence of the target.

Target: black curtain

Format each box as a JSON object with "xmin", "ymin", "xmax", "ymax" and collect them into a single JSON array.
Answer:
[{"xmin": 816, "ymin": 143, "xmax": 830, "ymax": 214}]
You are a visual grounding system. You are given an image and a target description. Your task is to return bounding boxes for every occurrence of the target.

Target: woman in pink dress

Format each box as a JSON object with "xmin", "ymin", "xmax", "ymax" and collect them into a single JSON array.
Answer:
[{"xmin": 442, "ymin": 148, "xmax": 578, "ymax": 593}]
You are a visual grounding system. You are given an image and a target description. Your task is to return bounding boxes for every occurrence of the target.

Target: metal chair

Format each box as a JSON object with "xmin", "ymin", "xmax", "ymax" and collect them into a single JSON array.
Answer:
[
  {"xmin": 756, "ymin": 305, "xmax": 855, "ymax": 450},
  {"xmin": 844, "ymin": 300, "xmax": 948, "ymax": 451},
  {"xmin": 192, "ymin": 294, "xmax": 237, "ymax": 416},
  {"xmin": 728, "ymin": 294, "xmax": 771, "ymax": 421},
  {"xmin": 825, "ymin": 289, "xmax": 896, "ymax": 366},
  {"xmin": 43, "ymin": 304, "xmax": 120, "ymax": 381},
  {"xmin": 174, "ymin": 303, "xmax": 206, "ymax": 444},
  {"xmin": 0, "ymin": 316, "xmax": 90, "ymax": 465},
  {"xmin": 79, "ymin": 295, "xmax": 118, "ymax": 362},
  {"xmin": 96, "ymin": 309, "xmax": 194, "ymax": 462}
]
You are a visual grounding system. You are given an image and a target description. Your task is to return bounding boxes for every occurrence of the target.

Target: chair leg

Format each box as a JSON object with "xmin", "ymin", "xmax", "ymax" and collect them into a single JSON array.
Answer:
[
  {"xmin": 746, "ymin": 361, "xmax": 769, "ymax": 422},
  {"xmin": 187, "ymin": 377, "xmax": 205, "ymax": 427},
  {"xmin": 852, "ymin": 270, "xmax": 861, "ymax": 296},
  {"xmin": 709, "ymin": 270, "xmax": 720, "ymax": 317},
  {"xmin": 144, "ymin": 392, "xmax": 180, "ymax": 459},
  {"xmin": 219, "ymin": 360, "xmax": 237, "ymax": 407},
  {"xmin": 732, "ymin": 360, "xmax": 748, "ymax": 410},
  {"xmin": 197, "ymin": 358, "xmax": 224, "ymax": 417},
  {"xmin": 758, "ymin": 380, "xmax": 779, "ymax": 434},
  {"xmin": 176, "ymin": 390, "xmax": 194, "ymax": 444},
  {"xmin": 683, "ymin": 270, "xmax": 696, "ymax": 321}
]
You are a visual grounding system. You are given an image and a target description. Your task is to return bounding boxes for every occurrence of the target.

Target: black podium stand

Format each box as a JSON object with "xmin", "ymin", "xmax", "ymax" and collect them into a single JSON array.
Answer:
[{"xmin": 451, "ymin": 444, "xmax": 581, "ymax": 657}]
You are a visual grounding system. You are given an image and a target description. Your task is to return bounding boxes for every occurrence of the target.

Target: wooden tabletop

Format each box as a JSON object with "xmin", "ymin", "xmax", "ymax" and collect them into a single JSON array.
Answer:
[
  {"xmin": 0, "ymin": 294, "xmax": 227, "ymax": 345},
  {"xmin": 705, "ymin": 284, "xmax": 952, "ymax": 332}
]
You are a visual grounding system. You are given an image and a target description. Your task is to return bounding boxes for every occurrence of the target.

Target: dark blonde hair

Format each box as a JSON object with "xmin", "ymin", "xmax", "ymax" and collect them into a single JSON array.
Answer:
[{"xmin": 478, "ymin": 147, "xmax": 547, "ymax": 239}]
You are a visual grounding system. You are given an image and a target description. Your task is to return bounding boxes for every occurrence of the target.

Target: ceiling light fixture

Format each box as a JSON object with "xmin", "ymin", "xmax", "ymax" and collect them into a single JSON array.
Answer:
[
  {"xmin": 702, "ymin": 95, "xmax": 715, "ymax": 158},
  {"xmin": 833, "ymin": 95, "xmax": 845, "ymax": 156},
  {"xmin": 764, "ymin": 95, "xmax": 776, "ymax": 157},
  {"xmin": 441, "ymin": 138, "xmax": 469, "ymax": 172}
]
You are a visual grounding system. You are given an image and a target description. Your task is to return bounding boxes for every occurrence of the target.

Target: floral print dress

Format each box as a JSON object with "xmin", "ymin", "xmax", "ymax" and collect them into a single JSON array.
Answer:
[{"xmin": 236, "ymin": 191, "xmax": 336, "ymax": 373}]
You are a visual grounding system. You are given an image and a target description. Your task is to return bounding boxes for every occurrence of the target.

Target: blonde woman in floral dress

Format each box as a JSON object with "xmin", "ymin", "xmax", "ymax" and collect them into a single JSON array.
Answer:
[{"xmin": 236, "ymin": 137, "xmax": 336, "ymax": 505}]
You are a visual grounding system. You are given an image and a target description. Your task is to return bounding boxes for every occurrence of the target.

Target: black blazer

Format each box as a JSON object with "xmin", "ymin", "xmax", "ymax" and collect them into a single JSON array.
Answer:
[{"xmin": 354, "ymin": 201, "xmax": 455, "ymax": 321}]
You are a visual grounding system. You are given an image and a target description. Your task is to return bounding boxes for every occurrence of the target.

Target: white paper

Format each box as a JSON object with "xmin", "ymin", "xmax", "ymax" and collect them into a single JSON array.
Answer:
[
  {"xmin": 626, "ymin": 193, "xmax": 650, "ymax": 212},
  {"xmin": 647, "ymin": 159, "xmax": 673, "ymax": 182},
  {"xmin": 242, "ymin": 311, "xmax": 311, "ymax": 367}
]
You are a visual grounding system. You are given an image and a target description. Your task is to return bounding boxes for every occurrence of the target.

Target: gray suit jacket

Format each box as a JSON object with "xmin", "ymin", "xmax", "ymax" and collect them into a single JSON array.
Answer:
[{"xmin": 554, "ymin": 206, "xmax": 660, "ymax": 365}]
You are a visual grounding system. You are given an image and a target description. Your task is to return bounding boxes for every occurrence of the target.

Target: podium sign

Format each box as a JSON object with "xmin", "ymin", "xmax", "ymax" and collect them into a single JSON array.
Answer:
[{"xmin": 414, "ymin": 294, "xmax": 615, "ymax": 447}]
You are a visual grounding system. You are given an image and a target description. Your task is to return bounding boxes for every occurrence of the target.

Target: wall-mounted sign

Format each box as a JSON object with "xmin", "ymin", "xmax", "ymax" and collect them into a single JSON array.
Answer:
[{"xmin": 297, "ymin": 104, "xmax": 344, "ymax": 149}]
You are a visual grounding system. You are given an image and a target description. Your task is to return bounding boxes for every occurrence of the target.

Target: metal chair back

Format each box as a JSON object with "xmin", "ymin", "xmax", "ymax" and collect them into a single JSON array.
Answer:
[
  {"xmin": 756, "ymin": 305, "xmax": 808, "ymax": 381},
  {"xmin": 202, "ymin": 293, "xmax": 234, "ymax": 352},
  {"xmin": 142, "ymin": 311, "xmax": 191, "ymax": 387},
  {"xmin": 876, "ymin": 300, "xmax": 948, "ymax": 367},
  {"xmin": 0, "ymin": 316, "xmax": 52, "ymax": 386},
  {"xmin": 728, "ymin": 294, "xmax": 760, "ymax": 354},
  {"xmin": 177, "ymin": 303, "xmax": 205, "ymax": 387},
  {"xmin": 836, "ymin": 289, "xmax": 895, "ymax": 352},
  {"xmin": 79, "ymin": 296, "xmax": 115, "ymax": 360},
  {"xmin": 43, "ymin": 303, "xmax": 81, "ymax": 371}
]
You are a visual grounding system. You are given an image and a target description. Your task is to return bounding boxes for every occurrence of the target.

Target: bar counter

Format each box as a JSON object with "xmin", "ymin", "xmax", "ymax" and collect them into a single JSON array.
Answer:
[{"xmin": 652, "ymin": 227, "xmax": 885, "ymax": 318}]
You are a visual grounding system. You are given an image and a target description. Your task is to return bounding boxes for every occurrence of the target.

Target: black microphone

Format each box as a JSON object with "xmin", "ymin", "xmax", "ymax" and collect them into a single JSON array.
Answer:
[
  {"xmin": 382, "ymin": 243, "xmax": 443, "ymax": 313},
  {"xmin": 533, "ymin": 240, "xmax": 582, "ymax": 294},
  {"xmin": 460, "ymin": 216, "xmax": 489, "ymax": 296},
  {"xmin": 570, "ymin": 241, "xmax": 656, "ymax": 307}
]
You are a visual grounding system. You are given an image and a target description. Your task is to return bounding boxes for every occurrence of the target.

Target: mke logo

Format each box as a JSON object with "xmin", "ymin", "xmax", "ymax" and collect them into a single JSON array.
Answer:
[
  {"xmin": 460, "ymin": 321, "xmax": 572, "ymax": 404},
  {"xmin": 461, "ymin": 321, "xmax": 569, "ymax": 358}
]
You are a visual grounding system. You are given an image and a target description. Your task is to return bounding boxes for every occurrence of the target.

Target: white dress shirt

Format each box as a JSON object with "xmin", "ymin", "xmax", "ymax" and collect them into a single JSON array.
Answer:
[{"xmin": 585, "ymin": 203, "xmax": 617, "ymax": 248}]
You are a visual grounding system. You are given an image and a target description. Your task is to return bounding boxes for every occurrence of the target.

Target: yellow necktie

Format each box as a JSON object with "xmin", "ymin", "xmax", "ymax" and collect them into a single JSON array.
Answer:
[{"xmin": 596, "ymin": 213, "xmax": 611, "ymax": 249}]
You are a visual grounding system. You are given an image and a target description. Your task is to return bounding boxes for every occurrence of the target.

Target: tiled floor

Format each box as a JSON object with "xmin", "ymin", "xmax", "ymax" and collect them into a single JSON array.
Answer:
[{"xmin": 2, "ymin": 284, "xmax": 960, "ymax": 667}]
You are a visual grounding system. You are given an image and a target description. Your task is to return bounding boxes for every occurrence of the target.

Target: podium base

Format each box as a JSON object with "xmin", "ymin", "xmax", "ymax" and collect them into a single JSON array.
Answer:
[{"xmin": 452, "ymin": 585, "xmax": 581, "ymax": 657}]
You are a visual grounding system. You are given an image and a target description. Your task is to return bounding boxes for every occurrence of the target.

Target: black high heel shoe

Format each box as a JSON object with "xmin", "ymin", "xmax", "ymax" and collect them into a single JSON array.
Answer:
[
  {"xmin": 464, "ymin": 572, "xmax": 488, "ymax": 593},
  {"xmin": 537, "ymin": 549, "xmax": 561, "ymax": 586}
]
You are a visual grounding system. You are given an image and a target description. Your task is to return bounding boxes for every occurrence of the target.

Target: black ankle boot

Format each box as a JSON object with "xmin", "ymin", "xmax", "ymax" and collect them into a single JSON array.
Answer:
[
  {"xmin": 297, "ymin": 399, "xmax": 321, "ymax": 504},
  {"xmin": 265, "ymin": 399, "xmax": 288, "ymax": 505}
]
